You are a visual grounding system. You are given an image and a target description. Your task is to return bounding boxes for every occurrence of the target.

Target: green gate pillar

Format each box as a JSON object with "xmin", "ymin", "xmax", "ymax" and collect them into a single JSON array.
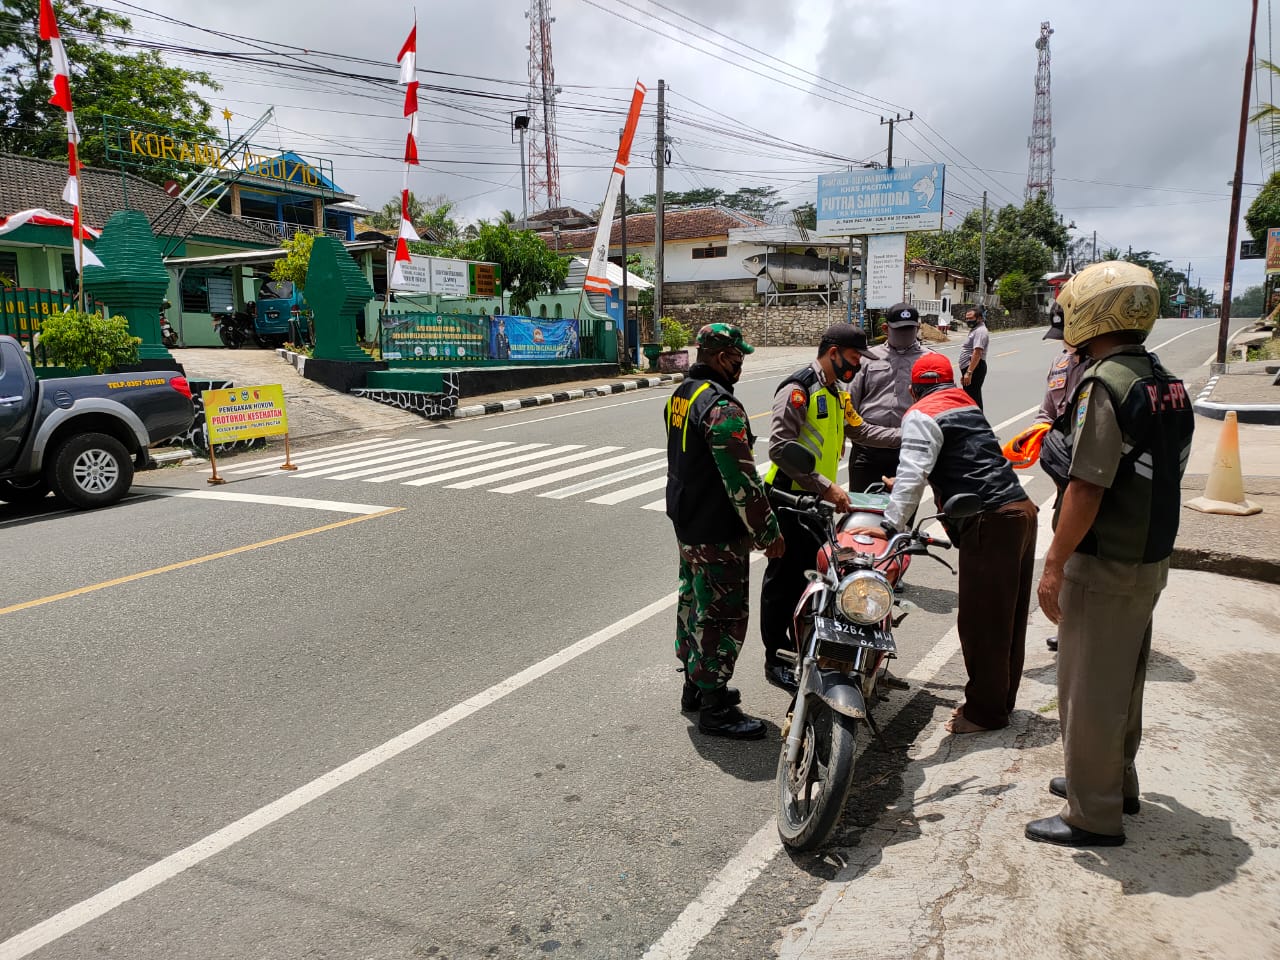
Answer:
[
  {"xmin": 81, "ymin": 210, "xmax": 173, "ymax": 362},
  {"xmin": 305, "ymin": 236, "xmax": 374, "ymax": 362}
]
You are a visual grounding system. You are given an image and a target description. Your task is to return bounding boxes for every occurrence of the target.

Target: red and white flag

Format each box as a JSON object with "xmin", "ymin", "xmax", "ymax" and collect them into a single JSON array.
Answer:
[
  {"xmin": 583, "ymin": 80, "xmax": 647, "ymax": 295},
  {"xmin": 0, "ymin": 208, "xmax": 100, "ymax": 238},
  {"xmin": 38, "ymin": 0, "xmax": 102, "ymax": 270},
  {"xmin": 391, "ymin": 20, "xmax": 421, "ymax": 287}
]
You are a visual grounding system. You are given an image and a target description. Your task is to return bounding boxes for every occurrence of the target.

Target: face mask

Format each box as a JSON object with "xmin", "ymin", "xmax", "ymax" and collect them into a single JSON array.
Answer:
[
  {"xmin": 887, "ymin": 326, "xmax": 917, "ymax": 350},
  {"xmin": 715, "ymin": 349, "xmax": 744, "ymax": 383},
  {"xmin": 965, "ymin": 317, "xmax": 979, "ymax": 329},
  {"xmin": 830, "ymin": 350, "xmax": 860, "ymax": 383}
]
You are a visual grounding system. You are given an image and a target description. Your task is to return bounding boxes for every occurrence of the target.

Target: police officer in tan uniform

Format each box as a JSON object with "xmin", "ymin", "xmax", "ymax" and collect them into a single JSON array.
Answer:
[{"xmin": 1026, "ymin": 262, "xmax": 1195, "ymax": 849}]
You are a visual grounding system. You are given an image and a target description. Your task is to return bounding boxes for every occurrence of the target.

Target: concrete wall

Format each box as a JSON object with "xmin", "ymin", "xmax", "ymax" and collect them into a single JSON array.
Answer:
[{"xmin": 664, "ymin": 302, "xmax": 847, "ymax": 348}]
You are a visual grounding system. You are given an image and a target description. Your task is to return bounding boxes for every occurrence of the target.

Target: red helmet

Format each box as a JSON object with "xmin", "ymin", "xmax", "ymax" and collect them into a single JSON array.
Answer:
[{"xmin": 910, "ymin": 353, "xmax": 955, "ymax": 387}]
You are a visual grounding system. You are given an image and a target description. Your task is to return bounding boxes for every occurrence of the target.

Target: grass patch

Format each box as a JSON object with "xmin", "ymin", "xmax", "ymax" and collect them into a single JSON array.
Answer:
[{"xmin": 1037, "ymin": 697, "xmax": 1059, "ymax": 714}]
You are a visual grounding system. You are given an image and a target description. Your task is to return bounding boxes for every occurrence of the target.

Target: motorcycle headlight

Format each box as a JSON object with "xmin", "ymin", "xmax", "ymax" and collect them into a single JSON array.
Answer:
[{"xmin": 835, "ymin": 571, "xmax": 894, "ymax": 625}]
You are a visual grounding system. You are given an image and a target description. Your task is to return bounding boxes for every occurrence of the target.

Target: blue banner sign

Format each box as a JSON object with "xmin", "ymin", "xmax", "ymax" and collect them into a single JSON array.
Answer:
[
  {"xmin": 490, "ymin": 316, "xmax": 580, "ymax": 360},
  {"xmin": 816, "ymin": 164, "xmax": 945, "ymax": 238}
]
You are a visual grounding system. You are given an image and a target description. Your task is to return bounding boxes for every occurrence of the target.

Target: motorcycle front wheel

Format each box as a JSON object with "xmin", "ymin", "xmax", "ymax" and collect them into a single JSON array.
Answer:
[{"xmin": 776, "ymin": 694, "xmax": 859, "ymax": 851}]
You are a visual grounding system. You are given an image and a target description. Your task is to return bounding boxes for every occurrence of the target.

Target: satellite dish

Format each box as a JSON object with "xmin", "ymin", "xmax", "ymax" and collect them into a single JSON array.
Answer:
[{"xmin": 163, "ymin": 180, "xmax": 180, "ymax": 197}]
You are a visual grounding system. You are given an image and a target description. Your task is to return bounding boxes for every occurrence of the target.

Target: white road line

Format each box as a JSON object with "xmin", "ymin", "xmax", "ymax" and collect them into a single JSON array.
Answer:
[
  {"xmin": 588, "ymin": 474, "xmax": 669, "ymax": 506},
  {"xmin": 447, "ymin": 446, "xmax": 624, "ymax": 489},
  {"xmin": 642, "ymin": 620, "xmax": 964, "ymax": 960},
  {"xmin": 541, "ymin": 459, "xmax": 666, "ymax": 499},
  {"xmin": 397, "ymin": 445, "xmax": 585, "ymax": 486},
  {"xmin": 1150, "ymin": 320, "xmax": 1217, "ymax": 352},
  {"xmin": 291, "ymin": 440, "xmax": 487, "ymax": 478},
  {"xmin": 157, "ymin": 490, "xmax": 389, "ymax": 514},
  {"xmin": 220, "ymin": 436, "xmax": 395, "ymax": 473},
  {"xmin": 491, "ymin": 448, "xmax": 663, "ymax": 493},
  {"xmin": 484, "ymin": 394, "xmax": 661, "ymax": 430},
  {"xmin": 229, "ymin": 438, "xmax": 428, "ymax": 477},
  {"xmin": 331, "ymin": 443, "xmax": 544, "ymax": 483},
  {"xmin": 0, "ymin": 591, "xmax": 682, "ymax": 960},
  {"xmin": 641, "ymin": 458, "xmax": 775, "ymax": 512},
  {"xmin": 990, "ymin": 404, "xmax": 1039, "ymax": 433}
]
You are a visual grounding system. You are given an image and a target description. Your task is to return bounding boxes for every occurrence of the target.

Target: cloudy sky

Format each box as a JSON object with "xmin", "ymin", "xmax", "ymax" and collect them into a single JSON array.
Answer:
[{"xmin": 126, "ymin": 0, "xmax": 1272, "ymax": 295}]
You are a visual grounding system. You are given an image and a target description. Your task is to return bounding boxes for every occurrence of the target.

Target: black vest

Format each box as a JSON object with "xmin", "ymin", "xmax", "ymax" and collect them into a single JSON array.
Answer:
[
  {"xmin": 1046, "ymin": 350, "xmax": 1195, "ymax": 564},
  {"xmin": 665, "ymin": 373, "xmax": 751, "ymax": 545}
]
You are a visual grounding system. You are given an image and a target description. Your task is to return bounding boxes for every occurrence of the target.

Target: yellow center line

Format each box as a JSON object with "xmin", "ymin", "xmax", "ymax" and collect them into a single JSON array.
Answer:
[
  {"xmin": 0, "ymin": 508, "xmax": 403, "ymax": 618},
  {"xmin": 996, "ymin": 350, "xmax": 1020, "ymax": 358}
]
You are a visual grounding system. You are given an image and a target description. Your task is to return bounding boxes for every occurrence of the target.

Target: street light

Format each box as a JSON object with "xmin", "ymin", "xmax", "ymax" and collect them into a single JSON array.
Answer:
[{"xmin": 513, "ymin": 112, "xmax": 530, "ymax": 227}]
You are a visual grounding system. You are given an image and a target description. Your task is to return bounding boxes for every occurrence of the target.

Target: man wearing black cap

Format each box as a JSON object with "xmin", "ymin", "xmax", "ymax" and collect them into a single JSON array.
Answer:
[
  {"xmin": 759, "ymin": 324, "xmax": 901, "ymax": 691},
  {"xmin": 846, "ymin": 302, "xmax": 931, "ymax": 494}
]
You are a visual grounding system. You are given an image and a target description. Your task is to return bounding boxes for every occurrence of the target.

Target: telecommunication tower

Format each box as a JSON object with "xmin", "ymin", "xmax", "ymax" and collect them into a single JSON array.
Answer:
[
  {"xmin": 526, "ymin": 0, "xmax": 562, "ymax": 212},
  {"xmin": 1025, "ymin": 20, "xmax": 1055, "ymax": 203}
]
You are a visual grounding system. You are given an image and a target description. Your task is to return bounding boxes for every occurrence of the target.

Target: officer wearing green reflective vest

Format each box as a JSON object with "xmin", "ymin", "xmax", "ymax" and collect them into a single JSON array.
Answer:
[
  {"xmin": 664, "ymin": 323, "xmax": 784, "ymax": 740},
  {"xmin": 1027, "ymin": 261, "xmax": 1195, "ymax": 850},
  {"xmin": 759, "ymin": 324, "xmax": 901, "ymax": 692}
]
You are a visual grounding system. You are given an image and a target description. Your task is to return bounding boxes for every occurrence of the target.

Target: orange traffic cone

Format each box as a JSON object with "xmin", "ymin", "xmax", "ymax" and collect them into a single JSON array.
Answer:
[{"xmin": 1185, "ymin": 411, "xmax": 1262, "ymax": 516}]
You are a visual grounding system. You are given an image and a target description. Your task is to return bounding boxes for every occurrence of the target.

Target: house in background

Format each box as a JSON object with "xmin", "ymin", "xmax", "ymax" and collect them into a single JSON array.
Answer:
[
  {"xmin": 549, "ymin": 205, "xmax": 768, "ymax": 304},
  {"xmin": 905, "ymin": 259, "xmax": 975, "ymax": 319}
]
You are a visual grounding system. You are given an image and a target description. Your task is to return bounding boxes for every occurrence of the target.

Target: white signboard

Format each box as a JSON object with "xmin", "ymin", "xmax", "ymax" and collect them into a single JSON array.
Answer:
[
  {"xmin": 429, "ymin": 258, "xmax": 469, "ymax": 297},
  {"xmin": 387, "ymin": 253, "xmax": 477, "ymax": 296},
  {"xmin": 815, "ymin": 165, "xmax": 945, "ymax": 238},
  {"xmin": 865, "ymin": 233, "xmax": 907, "ymax": 309}
]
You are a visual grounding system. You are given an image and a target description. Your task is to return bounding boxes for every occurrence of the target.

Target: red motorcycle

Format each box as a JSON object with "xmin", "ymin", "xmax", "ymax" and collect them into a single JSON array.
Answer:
[{"xmin": 767, "ymin": 441, "xmax": 979, "ymax": 850}]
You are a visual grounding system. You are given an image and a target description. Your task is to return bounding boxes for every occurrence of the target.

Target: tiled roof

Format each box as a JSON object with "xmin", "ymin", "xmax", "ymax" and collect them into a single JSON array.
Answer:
[
  {"xmin": 554, "ymin": 205, "xmax": 766, "ymax": 250},
  {"xmin": 0, "ymin": 153, "xmax": 277, "ymax": 247}
]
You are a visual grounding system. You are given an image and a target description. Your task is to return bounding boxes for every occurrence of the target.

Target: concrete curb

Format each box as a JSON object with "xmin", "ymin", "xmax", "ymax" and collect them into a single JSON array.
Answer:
[
  {"xmin": 452, "ymin": 373, "xmax": 684, "ymax": 419},
  {"xmin": 1192, "ymin": 375, "xmax": 1280, "ymax": 424},
  {"xmin": 1170, "ymin": 546, "xmax": 1280, "ymax": 585}
]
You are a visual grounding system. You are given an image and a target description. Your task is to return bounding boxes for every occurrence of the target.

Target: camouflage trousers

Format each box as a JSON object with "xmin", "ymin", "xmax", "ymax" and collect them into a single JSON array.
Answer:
[{"xmin": 675, "ymin": 537, "xmax": 752, "ymax": 692}]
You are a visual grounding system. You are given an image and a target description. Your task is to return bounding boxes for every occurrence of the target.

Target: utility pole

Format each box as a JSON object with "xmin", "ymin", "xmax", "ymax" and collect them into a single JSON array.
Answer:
[
  {"xmin": 513, "ymin": 110, "xmax": 530, "ymax": 226},
  {"xmin": 879, "ymin": 112, "xmax": 913, "ymax": 168},
  {"xmin": 1218, "ymin": 0, "xmax": 1259, "ymax": 363},
  {"xmin": 654, "ymin": 78, "xmax": 666, "ymax": 343},
  {"xmin": 978, "ymin": 191, "xmax": 988, "ymax": 305}
]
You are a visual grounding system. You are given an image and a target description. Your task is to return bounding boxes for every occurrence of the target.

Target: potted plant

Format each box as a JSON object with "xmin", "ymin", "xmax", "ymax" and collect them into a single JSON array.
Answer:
[{"xmin": 657, "ymin": 316, "xmax": 691, "ymax": 373}]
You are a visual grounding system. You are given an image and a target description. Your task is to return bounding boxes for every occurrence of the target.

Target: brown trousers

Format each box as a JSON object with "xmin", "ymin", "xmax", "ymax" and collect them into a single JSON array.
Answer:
[
  {"xmin": 1056, "ymin": 553, "xmax": 1168, "ymax": 836},
  {"xmin": 954, "ymin": 498, "xmax": 1038, "ymax": 729}
]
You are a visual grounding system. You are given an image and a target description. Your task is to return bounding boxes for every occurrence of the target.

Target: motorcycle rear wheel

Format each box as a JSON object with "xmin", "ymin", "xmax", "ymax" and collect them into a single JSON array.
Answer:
[
  {"xmin": 217, "ymin": 326, "xmax": 241, "ymax": 349},
  {"xmin": 776, "ymin": 695, "xmax": 859, "ymax": 851}
]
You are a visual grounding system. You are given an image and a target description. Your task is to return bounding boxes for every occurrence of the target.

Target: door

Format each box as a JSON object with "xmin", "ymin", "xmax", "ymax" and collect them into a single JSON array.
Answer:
[{"xmin": 0, "ymin": 340, "xmax": 37, "ymax": 472}]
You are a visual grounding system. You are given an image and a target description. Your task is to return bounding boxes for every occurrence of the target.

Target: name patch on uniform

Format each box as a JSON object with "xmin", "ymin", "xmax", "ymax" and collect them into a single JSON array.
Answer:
[
  {"xmin": 1075, "ymin": 385, "xmax": 1091, "ymax": 431},
  {"xmin": 816, "ymin": 394, "xmax": 829, "ymax": 418},
  {"xmin": 789, "ymin": 387, "xmax": 807, "ymax": 409},
  {"xmin": 1048, "ymin": 375, "xmax": 1067, "ymax": 390}
]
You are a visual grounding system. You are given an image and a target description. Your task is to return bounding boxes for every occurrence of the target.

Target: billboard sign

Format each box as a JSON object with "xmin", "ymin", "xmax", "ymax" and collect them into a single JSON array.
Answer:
[
  {"xmin": 816, "ymin": 165, "xmax": 945, "ymax": 238},
  {"xmin": 388, "ymin": 252, "xmax": 502, "ymax": 296},
  {"xmin": 492, "ymin": 316, "xmax": 580, "ymax": 360},
  {"xmin": 1266, "ymin": 227, "xmax": 1280, "ymax": 276},
  {"xmin": 865, "ymin": 234, "xmax": 907, "ymax": 308}
]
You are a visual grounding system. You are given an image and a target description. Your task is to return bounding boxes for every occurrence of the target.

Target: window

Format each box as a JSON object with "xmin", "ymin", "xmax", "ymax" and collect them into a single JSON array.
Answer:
[
  {"xmin": 554, "ymin": 303, "xmax": 563, "ymax": 319},
  {"xmin": 0, "ymin": 251, "xmax": 18, "ymax": 287},
  {"xmin": 692, "ymin": 246, "xmax": 727, "ymax": 260},
  {"xmin": 180, "ymin": 272, "xmax": 208, "ymax": 313},
  {"xmin": 538, "ymin": 304, "xmax": 548, "ymax": 318},
  {"xmin": 61, "ymin": 254, "xmax": 76, "ymax": 292}
]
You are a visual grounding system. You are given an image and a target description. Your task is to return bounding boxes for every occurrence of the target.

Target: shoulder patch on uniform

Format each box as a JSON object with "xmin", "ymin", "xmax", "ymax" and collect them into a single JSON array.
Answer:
[
  {"xmin": 789, "ymin": 387, "xmax": 807, "ymax": 409},
  {"xmin": 1075, "ymin": 385, "xmax": 1091, "ymax": 430}
]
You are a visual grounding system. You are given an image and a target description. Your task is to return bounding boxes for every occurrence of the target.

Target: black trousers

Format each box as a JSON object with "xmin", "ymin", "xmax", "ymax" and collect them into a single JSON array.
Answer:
[
  {"xmin": 962, "ymin": 358, "xmax": 988, "ymax": 409},
  {"xmin": 759, "ymin": 508, "xmax": 823, "ymax": 667},
  {"xmin": 848, "ymin": 446, "xmax": 901, "ymax": 496}
]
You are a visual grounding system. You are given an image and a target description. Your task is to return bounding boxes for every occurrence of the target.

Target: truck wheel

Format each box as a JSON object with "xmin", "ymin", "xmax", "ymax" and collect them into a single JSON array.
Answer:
[
  {"xmin": 0, "ymin": 477, "xmax": 50, "ymax": 505},
  {"xmin": 46, "ymin": 433, "xmax": 135, "ymax": 509}
]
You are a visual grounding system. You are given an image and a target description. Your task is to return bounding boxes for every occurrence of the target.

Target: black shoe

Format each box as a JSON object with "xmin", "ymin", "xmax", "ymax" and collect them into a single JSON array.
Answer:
[
  {"xmin": 764, "ymin": 663, "xmax": 799, "ymax": 693},
  {"xmin": 698, "ymin": 690, "xmax": 767, "ymax": 740},
  {"xmin": 1025, "ymin": 815, "xmax": 1125, "ymax": 847},
  {"xmin": 1046, "ymin": 636, "xmax": 1058, "ymax": 652},
  {"xmin": 681, "ymin": 679, "xmax": 740, "ymax": 714},
  {"xmin": 1049, "ymin": 777, "xmax": 1140, "ymax": 815},
  {"xmin": 881, "ymin": 671, "xmax": 910, "ymax": 691}
]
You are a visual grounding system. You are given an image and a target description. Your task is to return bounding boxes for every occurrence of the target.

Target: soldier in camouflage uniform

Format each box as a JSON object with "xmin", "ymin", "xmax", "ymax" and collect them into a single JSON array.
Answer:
[{"xmin": 665, "ymin": 322, "xmax": 784, "ymax": 739}]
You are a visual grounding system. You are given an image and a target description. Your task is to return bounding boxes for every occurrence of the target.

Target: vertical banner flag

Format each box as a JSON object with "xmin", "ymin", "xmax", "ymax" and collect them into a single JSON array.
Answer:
[
  {"xmin": 38, "ymin": 0, "xmax": 102, "ymax": 270},
  {"xmin": 583, "ymin": 80, "xmax": 647, "ymax": 295},
  {"xmin": 392, "ymin": 21, "xmax": 420, "ymax": 287}
]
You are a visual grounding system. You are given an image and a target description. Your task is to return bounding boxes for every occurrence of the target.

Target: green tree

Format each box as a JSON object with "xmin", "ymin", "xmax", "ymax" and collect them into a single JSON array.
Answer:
[
  {"xmin": 1232, "ymin": 283, "xmax": 1266, "ymax": 316},
  {"xmin": 721, "ymin": 186, "xmax": 784, "ymax": 217},
  {"xmin": 791, "ymin": 202, "xmax": 817, "ymax": 231},
  {"xmin": 424, "ymin": 223, "xmax": 568, "ymax": 315},
  {"xmin": 270, "ymin": 231, "xmax": 315, "ymax": 288},
  {"xmin": 0, "ymin": 0, "xmax": 219, "ymax": 177},
  {"xmin": 367, "ymin": 191, "xmax": 459, "ymax": 243},
  {"xmin": 996, "ymin": 270, "xmax": 1034, "ymax": 318},
  {"xmin": 1245, "ymin": 169, "xmax": 1280, "ymax": 248}
]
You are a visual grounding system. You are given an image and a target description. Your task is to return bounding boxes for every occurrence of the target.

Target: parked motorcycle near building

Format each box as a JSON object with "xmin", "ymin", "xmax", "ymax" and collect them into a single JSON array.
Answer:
[
  {"xmin": 211, "ymin": 303, "xmax": 257, "ymax": 349},
  {"xmin": 767, "ymin": 441, "xmax": 980, "ymax": 851},
  {"xmin": 159, "ymin": 299, "xmax": 179, "ymax": 348}
]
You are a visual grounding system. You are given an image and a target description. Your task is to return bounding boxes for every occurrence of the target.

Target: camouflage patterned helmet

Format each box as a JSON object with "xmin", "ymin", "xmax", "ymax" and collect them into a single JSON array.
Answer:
[{"xmin": 696, "ymin": 322, "xmax": 755, "ymax": 354}]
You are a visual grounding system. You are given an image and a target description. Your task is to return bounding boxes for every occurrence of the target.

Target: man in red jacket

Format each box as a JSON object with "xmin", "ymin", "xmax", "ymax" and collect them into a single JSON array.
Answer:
[{"xmin": 851, "ymin": 353, "xmax": 1038, "ymax": 733}]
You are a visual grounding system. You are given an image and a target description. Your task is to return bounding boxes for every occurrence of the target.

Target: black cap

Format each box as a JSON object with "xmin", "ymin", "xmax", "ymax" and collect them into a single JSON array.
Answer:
[
  {"xmin": 885, "ymin": 303, "xmax": 919, "ymax": 327},
  {"xmin": 819, "ymin": 323, "xmax": 868, "ymax": 352}
]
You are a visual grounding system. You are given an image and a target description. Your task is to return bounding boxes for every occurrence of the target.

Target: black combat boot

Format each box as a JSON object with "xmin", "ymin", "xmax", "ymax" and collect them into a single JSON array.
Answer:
[
  {"xmin": 698, "ymin": 687, "xmax": 767, "ymax": 740},
  {"xmin": 681, "ymin": 679, "xmax": 741, "ymax": 713}
]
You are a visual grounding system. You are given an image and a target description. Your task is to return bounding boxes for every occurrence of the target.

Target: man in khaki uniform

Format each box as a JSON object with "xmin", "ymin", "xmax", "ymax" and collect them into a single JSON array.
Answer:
[{"xmin": 1026, "ymin": 262, "xmax": 1194, "ymax": 848}]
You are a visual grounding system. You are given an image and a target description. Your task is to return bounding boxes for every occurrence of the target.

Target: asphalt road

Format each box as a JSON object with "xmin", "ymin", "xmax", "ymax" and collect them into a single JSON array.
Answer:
[{"xmin": 0, "ymin": 317, "xmax": 1234, "ymax": 960}]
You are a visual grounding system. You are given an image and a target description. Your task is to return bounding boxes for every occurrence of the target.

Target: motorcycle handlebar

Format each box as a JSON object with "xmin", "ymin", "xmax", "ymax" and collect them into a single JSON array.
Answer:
[{"xmin": 767, "ymin": 488, "xmax": 830, "ymax": 515}]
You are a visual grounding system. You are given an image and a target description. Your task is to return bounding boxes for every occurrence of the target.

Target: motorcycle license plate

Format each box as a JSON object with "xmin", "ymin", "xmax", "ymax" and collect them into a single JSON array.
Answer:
[{"xmin": 812, "ymin": 616, "xmax": 895, "ymax": 653}]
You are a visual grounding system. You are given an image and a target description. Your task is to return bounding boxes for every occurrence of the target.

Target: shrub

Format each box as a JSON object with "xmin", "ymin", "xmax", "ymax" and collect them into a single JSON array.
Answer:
[
  {"xmin": 659, "ymin": 315, "xmax": 690, "ymax": 351},
  {"xmin": 39, "ymin": 309, "xmax": 140, "ymax": 374}
]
